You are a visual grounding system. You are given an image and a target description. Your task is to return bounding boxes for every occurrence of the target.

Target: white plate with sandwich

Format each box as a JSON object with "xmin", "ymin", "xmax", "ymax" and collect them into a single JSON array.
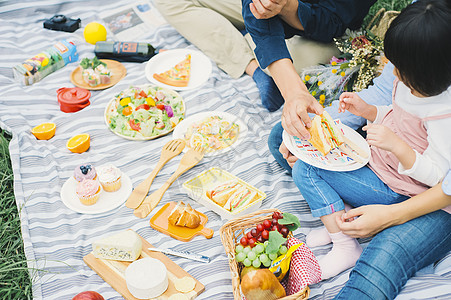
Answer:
[{"xmin": 283, "ymin": 112, "xmax": 371, "ymax": 171}]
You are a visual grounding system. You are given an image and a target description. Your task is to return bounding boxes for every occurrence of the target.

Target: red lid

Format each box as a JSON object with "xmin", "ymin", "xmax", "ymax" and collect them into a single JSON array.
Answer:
[{"xmin": 57, "ymin": 87, "xmax": 91, "ymax": 113}]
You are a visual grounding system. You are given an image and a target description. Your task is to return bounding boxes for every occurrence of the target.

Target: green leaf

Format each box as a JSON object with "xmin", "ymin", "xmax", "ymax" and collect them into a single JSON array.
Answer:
[
  {"xmin": 278, "ymin": 212, "xmax": 301, "ymax": 232},
  {"xmin": 265, "ymin": 231, "xmax": 286, "ymax": 254}
]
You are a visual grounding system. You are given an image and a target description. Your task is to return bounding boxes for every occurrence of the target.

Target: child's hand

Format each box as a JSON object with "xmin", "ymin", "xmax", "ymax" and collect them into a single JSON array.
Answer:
[
  {"xmin": 338, "ymin": 92, "xmax": 368, "ymax": 116},
  {"xmin": 279, "ymin": 142, "xmax": 298, "ymax": 168},
  {"xmin": 363, "ymin": 124, "xmax": 402, "ymax": 152}
]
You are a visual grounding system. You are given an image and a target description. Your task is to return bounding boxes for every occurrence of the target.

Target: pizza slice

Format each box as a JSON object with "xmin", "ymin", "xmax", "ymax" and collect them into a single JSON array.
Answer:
[{"xmin": 153, "ymin": 54, "xmax": 191, "ymax": 87}]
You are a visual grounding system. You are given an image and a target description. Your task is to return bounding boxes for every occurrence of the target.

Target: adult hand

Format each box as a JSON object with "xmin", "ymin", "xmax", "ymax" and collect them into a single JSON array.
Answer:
[
  {"xmin": 281, "ymin": 91, "xmax": 324, "ymax": 140},
  {"xmin": 363, "ymin": 124, "xmax": 402, "ymax": 152},
  {"xmin": 279, "ymin": 142, "xmax": 298, "ymax": 167},
  {"xmin": 249, "ymin": 0, "xmax": 287, "ymax": 19},
  {"xmin": 336, "ymin": 205, "xmax": 395, "ymax": 238}
]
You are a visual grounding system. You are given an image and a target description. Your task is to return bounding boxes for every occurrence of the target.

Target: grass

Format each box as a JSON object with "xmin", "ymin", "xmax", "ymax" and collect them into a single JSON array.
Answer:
[
  {"xmin": 0, "ymin": 129, "xmax": 33, "ymax": 300},
  {"xmin": 0, "ymin": 1, "xmax": 410, "ymax": 299}
]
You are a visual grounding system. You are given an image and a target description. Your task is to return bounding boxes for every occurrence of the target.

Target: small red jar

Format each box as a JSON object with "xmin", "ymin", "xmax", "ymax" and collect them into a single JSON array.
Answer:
[{"xmin": 57, "ymin": 87, "xmax": 91, "ymax": 113}]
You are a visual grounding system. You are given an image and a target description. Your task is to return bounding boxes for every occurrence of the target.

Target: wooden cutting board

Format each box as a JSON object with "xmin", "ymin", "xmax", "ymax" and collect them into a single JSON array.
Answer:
[{"xmin": 83, "ymin": 230, "xmax": 205, "ymax": 299}]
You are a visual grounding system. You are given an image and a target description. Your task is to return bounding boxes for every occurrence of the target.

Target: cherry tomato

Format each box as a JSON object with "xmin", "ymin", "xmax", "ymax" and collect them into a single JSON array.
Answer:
[
  {"xmin": 261, "ymin": 229, "xmax": 269, "ymax": 240},
  {"xmin": 156, "ymin": 104, "xmax": 165, "ymax": 110},
  {"xmin": 257, "ymin": 224, "xmax": 264, "ymax": 232},
  {"xmin": 138, "ymin": 90, "xmax": 148, "ymax": 98},
  {"xmin": 263, "ymin": 219, "xmax": 272, "ymax": 229},
  {"xmin": 248, "ymin": 238, "xmax": 257, "ymax": 248},
  {"xmin": 128, "ymin": 119, "xmax": 141, "ymax": 131},
  {"xmin": 240, "ymin": 237, "xmax": 248, "ymax": 246},
  {"xmin": 135, "ymin": 104, "xmax": 150, "ymax": 111}
]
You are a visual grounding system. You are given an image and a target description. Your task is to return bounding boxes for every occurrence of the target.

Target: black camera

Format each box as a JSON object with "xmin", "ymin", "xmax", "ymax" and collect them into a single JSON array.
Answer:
[{"xmin": 43, "ymin": 15, "xmax": 81, "ymax": 33}]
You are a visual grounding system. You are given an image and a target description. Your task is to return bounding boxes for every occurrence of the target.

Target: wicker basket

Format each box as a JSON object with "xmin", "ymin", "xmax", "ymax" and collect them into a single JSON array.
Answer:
[{"xmin": 219, "ymin": 208, "xmax": 310, "ymax": 300}]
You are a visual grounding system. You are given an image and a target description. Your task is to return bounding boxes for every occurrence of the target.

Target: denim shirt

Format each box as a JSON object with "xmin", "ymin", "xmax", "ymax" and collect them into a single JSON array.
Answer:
[{"xmin": 242, "ymin": 0, "xmax": 376, "ymax": 69}]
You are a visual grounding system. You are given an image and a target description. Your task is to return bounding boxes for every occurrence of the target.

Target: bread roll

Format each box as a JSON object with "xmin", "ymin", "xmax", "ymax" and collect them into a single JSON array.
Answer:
[
  {"xmin": 240, "ymin": 269, "xmax": 286, "ymax": 300},
  {"xmin": 168, "ymin": 202, "xmax": 201, "ymax": 229}
]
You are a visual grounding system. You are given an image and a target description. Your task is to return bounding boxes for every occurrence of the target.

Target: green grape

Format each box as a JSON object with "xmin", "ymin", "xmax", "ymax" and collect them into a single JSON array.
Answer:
[
  {"xmin": 279, "ymin": 245, "xmax": 288, "ymax": 255},
  {"xmin": 259, "ymin": 253, "xmax": 269, "ymax": 263},
  {"xmin": 235, "ymin": 245, "xmax": 244, "ymax": 253},
  {"xmin": 254, "ymin": 244, "xmax": 264, "ymax": 254},
  {"xmin": 263, "ymin": 259, "xmax": 271, "ymax": 267},
  {"xmin": 269, "ymin": 252, "xmax": 278, "ymax": 261},
  {"xmin": 247, "ymin": 251, "xmax": 257, "ymax": 261},
  {"xmin": 264, "ymin": 241, "xmax": 269, "ymax": 248},
  {"xmin": 243, "ymin": 258, "xmax": 252, "ymax": 267},
  {"xmin": 252, "ymin": 259, "xmax": 261, "ymax": 268},
  {"xmin": 236, "ymin": 252, "xmax": 246, "ymax": 262},
  {"xmin": 243, "ymin": 246, "xmax": 251, "ymax": 255}
]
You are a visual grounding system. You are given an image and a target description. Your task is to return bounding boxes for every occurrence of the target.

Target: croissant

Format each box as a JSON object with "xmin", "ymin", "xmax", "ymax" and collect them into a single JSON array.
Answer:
[{"xmin": 168, "ymin": 201, "xmax": 201, "ymax": 229}]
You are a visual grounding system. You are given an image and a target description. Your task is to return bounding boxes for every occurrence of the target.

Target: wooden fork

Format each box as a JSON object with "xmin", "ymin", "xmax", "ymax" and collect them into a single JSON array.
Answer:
[
  {"xmin": 134, "ymin": 145, "xmax": 205, "ymax": 218},
  {"xmin": 125, "ymin": 139, "xmax": 185, "ymax": 209}
]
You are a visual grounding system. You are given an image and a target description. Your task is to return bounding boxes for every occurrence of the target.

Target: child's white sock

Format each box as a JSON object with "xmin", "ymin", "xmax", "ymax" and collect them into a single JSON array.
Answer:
[
  {"xmin": 306, "ymin": 227, "xmax": 332, "ymax": 247},
  {"xmin": 318, "ymin": 231, "xmax": 362, "ymax": 280}
]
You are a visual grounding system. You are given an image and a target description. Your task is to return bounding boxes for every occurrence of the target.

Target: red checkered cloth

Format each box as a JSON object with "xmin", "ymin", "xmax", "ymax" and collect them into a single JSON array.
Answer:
[{"xmin": 281, "ymin": 237, "xmax": 322, "ymax": 295}]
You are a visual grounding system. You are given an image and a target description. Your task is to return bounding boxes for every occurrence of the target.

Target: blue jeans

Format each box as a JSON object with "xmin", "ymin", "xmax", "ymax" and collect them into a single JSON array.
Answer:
[
  {"xmin": 335, "ymin": 209, "xmax": 451, "ymax": 299},
  {"xmin": 292, "ymin": 160, "xmax": 409, "ymax": 217}
]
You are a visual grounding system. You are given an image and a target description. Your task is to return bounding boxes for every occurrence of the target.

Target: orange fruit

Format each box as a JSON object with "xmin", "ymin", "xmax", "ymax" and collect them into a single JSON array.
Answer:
[
  {"xmin": 67, "ymin": 134, "xmax": 90, "ymax": 153},
  {"xmin": 31, "ymin": 122, "xmax": 56, "ymax": 140}
]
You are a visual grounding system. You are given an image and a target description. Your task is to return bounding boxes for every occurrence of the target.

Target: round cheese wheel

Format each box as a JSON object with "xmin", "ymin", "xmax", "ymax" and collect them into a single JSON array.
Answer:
[{"xmin": 125, "ymin": 257, "xmax": 168, "ymax": 299}]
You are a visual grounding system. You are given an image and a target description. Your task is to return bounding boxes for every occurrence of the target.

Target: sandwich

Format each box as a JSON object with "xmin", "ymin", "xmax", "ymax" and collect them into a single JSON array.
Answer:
[
  {"xmin": 224, "ymin": 186, "xmax": 257, "ymax": 213},
  {"xmin": 307, "ymin": 111, "xmax": 345, "ymax": 156},
  {"xmin": 206, "ymin": 180, "xmax": 240, "ymax": 207}
]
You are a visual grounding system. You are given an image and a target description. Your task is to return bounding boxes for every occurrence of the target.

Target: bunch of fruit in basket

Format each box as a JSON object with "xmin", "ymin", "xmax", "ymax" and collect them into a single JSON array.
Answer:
[{"xmin": 234, "ymin": 212, "xmax": 300, "ymax": 269}]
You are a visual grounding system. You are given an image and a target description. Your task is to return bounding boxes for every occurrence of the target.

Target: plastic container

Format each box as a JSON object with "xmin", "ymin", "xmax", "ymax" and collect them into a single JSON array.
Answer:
[
  {"xmin": 57, "ymin": 87, "xmax": 91, "ymax": 113},
  {"xmin": 13, "ymin": 39, "xmax": 78, "ymax": 85},
  {"xmin": 183, "ymin": 167, "xmax": 266, "ymax": 220}
]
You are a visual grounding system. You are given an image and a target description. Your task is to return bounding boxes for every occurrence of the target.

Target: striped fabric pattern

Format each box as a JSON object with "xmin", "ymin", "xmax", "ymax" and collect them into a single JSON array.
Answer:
[{"xmin": 0, "ymin": 1, "xmax": 450, "ymax": 299}]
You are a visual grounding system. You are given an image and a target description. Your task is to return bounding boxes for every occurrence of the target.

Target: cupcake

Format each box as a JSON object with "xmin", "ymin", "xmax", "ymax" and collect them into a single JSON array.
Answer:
[
  {"xmin": 76, "ymin": 179, "xmax": 101, "ymax": 205},
  {"xmin": 74, "ymin": 164, "xmax": 97, "ymax": 182},
  {"xmin": 97, "ymin": 164, "xmax": 122, "ymax": 192}
]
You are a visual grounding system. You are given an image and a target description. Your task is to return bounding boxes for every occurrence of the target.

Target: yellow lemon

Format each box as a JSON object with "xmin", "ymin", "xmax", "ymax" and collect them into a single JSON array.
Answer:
[
  {"xmin": 67, "ymin": 133, "xmax": 90, "ymax": 153},
  {"xmin": 83, "ymin": 22, "xmax": 107, "ymax": 45},
  {"xmin": 31, "ymin": 122, "xmax": 56, "ymax": 140}
]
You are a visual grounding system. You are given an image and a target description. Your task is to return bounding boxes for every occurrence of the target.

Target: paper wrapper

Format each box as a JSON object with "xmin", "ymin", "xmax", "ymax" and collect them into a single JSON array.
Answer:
[{"xmin": 281, "ymin": 237, "xmax": 322, "ymax": 295}]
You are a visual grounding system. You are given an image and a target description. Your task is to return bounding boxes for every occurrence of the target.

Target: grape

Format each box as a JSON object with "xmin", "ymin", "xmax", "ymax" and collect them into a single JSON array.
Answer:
[
  {"xmin": 257, "ymin": 236, "xmax": 265, "ymax": 243},
  {"xmin": 280, "ymin": 226, "xmax": 289, "ymax": 238},
  {"xmin": 259, "ymin": 253, "xmax": 269, "ymax": 263},
  {"xmin": 252, "ymin": 259, "xmax": 261, "ymax": 268},
  {"xmin": 272, "ymin": 218, "xmax": 278, "ymax": 226},
  {"xmin": 264, "ymin": 240, "xmax": 269, "ymax": 248},
  {"xmin": 243, "ymin": 246, "xmax": 251, "ymax": 255},
  {"xmin": 235, "ymin": 245, "xmax": 244, "ymax": 253},
  {"xmin": 261, "ymin": 229, "xmax": 269, "ymax": 240},
  {"xmin": 257, "ymin": 224, "xmax": 265, "ymax": 232},
  {"xmin": 279, "ymin": 245, "xmax": 288, "ymax": 255},
  {"xmin": 248, "ymin": 237, "xmax": 257, "ymax": 248},
  {"xmin": 243, "ymin": 258, "xmax": 252, "ymax": 267},
  {"xmin": 247, "ymin": 251, "xmax": 257, "ymax": 261},
  {"xmin": 246, "ymin": 231, "xmax": 253, "ymax": 240},
  {"xmin": 269, "ymin": 252, "xmax": 278, "ymax": 261},
  {"xmin": 263, "ymin": 259, "xmax": 272, "ymax": 267},
  {"xmin": 236, "ymin": 252, "xmax": 246, "ymax": 262},
  {"xmin": 263, "ymin": 219, "xmax": 272, "ymax": 229},
  {"xmin": 254, "ymin": 244, "xmax": 264, "ymax": 254},
  {"xmin": 240, "ymin": 237, "xmax": 248, "ymax": 246},
  {"xmin": 251, "ymin": 228, "xmax": 258, "ymax": 237}
]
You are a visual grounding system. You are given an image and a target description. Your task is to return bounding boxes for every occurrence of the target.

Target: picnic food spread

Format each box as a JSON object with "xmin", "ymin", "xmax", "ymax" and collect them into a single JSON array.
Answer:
[
  {"xmin": 153, "ymin": 54, "xmax": 191, "ymax": 87},
  {"xmin": 184, "ymin": 115, "xmax": 240, "ymax": 152},
  {"xmin": 168, "ymin": 201, "xmax": 201, "ymax": 229},
  {"xmin": 105, "ymin": 85, "xmax": 184, "ymax": 139}
]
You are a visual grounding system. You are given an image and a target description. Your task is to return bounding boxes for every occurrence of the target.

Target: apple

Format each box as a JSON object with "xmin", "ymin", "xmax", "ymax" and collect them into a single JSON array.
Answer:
[{"xmin": 72, "ymin": 291, "xmax": 104, "ymax": 300}]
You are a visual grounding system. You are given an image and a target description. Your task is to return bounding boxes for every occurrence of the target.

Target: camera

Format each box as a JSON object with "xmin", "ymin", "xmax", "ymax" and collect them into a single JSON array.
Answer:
[{"xmin": 43, "ymin": 15, "xmax": 81, "ymax": 33}]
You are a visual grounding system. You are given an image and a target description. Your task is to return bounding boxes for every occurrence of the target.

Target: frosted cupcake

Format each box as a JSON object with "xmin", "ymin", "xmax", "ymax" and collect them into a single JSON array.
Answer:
[
  {"xmin": 97, "ymin": 164, "xmax": 122, "ymax": 192},
  {"xmin": 76, "ymin": 179, "xmax": 101, "ymax": 205},
  {"xmin": 74, "ymin": 164, "xmax": 97, "ymax": 182}
]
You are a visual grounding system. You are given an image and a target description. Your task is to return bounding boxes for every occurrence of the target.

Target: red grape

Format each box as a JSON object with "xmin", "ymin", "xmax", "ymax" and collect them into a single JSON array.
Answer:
[
  {"xmin": 263, "ymin": 219, "xmax": 272, "ymax": 229},
  {"xmin": 251, "ymin": 228, "xmax": 259, "ymax": 237},
  {"xmin": 280, "ymin": 227, "xmax": 289, "ymax": 238},
  {"xmin": 246, "ymin": 231, "xmax": 253, "ymax": 240},
  {"xmin": 271, "ymin": 225, "xmax": 279, "ymax": 232},
  {"xmin": 240, "ymin": 237, "xmax": 248, "ymax": 246},
  {"xmin": 248, "ymin": 237, "xmax": 257, "ymax": 248},
  {"xmin": 257, "ymin": 223, "xmax": 264, "ymax": 232},
  {"xmin": 261, "ymin": 229, "xmax": 269, "ymax": 240},
  {"xmin": 271, "ymin": 218, "xmax": 278, "ymax": 226},
  {"xmin": 257, "ymin": 236, "xmax": 265, "ymax": 243},
  {"xmin": 272, "ymin": 212, "xmax": 283, "ymax": 219}
]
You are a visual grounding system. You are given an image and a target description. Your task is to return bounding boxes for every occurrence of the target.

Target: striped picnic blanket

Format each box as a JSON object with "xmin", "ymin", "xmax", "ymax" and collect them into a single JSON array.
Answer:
[{"xmin": 0, "ymin": 0, "xmax": 449, "ymax": 299}]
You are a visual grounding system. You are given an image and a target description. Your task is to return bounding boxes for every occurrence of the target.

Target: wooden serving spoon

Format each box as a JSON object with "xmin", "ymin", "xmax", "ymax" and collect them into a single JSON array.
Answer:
[{"xmin": 125, "ymin": 139, "xmax": 185, "ymax": 209}]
